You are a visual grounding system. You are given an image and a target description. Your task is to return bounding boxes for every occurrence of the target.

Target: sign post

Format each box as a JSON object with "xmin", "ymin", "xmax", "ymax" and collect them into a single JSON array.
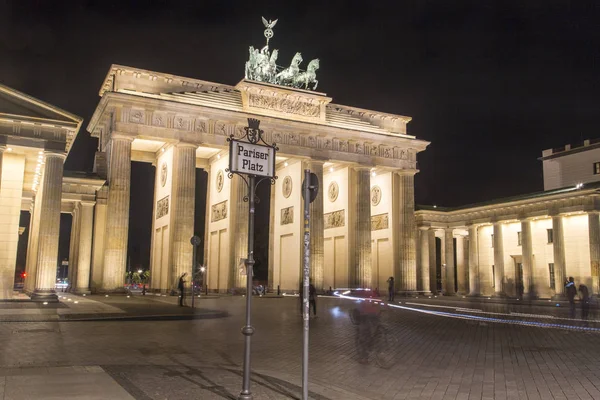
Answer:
[
  {"xmin": 227, "ymin": 118, "xmax": 277, "ymax": 400},
  {"xmin": 301, "ymin": 170, "xmax": 318, "ymax": 400}
]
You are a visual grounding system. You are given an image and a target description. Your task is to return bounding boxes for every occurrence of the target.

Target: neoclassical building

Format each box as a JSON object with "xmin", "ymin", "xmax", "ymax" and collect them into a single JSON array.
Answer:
[
  {"xmin": 2, "ymin": 63, "xmax": 599, "ymax": 301},
  {"xmin": 417, "ymin": 140, "xmax": 600, "ymax": 298}
]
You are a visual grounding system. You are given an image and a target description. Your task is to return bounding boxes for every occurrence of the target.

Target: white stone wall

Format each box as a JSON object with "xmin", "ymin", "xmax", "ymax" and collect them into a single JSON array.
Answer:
[
  {"xmin": 370, "ymin": 172, "xmax": 393, "ymax": 291},
  {"xmin": 0, "ymin": 154, "xmax": 25, "ymax": 298},
  {"xmin": 563, "ymin": 214, "xmax": 591, "ymax": 288},
  {"xmin": 531, "ymin": 218, "xmax": 554, "ymax": 298},
  {"xmin": 272, "ymin": 160, "xmax": 303, "ymax": 291},
  {"xmin": 206, "ymin": 155, "xmax": 233, "ymax": 292},
  {"xmin": 543, "ymin": 147, "xmax": 600, "ymax": 190},
  {"xmin": 150, "ymin": 147, "xmax": 173, "ymax": 290},
  {"xmin": 323, "ymin": 167, "xmax": 350, "ymax": 289}
]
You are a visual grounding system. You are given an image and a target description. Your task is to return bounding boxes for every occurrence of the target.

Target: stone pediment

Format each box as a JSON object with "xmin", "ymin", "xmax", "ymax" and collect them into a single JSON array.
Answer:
[
  {"xmin": 0, "ymin": 83, "xmax": 82, "ymax": 125},
  {"xmin": 235, "ymin": 79, "xmax": 331, "ymax": 123}
]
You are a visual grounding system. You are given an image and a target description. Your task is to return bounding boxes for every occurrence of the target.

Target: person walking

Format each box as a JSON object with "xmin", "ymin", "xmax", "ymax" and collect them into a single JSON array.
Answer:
[
  {"xmin": 579, "ymin": 284, "xmax": 590, "ymax": 321},
  {"xmin": 565, "ymin": 277, "xmax": 577, "ymax": 318},
  {"xmin": 309, "ymin": 282, "xmax": 317, "ymax": 317},
  {"xmin": 178, "ymin": 273, "xmax": 187, "ymax": 307},
  {"xmin": 386, "ymin": 276, "xmax": 395, "ymax": 302}
]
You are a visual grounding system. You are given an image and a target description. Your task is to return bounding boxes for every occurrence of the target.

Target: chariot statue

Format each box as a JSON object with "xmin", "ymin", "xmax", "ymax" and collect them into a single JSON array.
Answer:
[{"xmin": 244, "ymin": 17, "xmax": 320, "ymax": 91}]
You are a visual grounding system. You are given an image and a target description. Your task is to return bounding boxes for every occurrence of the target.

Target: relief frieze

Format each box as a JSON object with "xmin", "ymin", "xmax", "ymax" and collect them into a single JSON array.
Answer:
[
  {"xmin": 211, "ymin": 200, "xmax": 228, "ymax": 222},
  {"xmin": 156, "ymin": 196, "xmax": 169, "ymax": 219},
  {"xmin": 371, "ymin": 213, "xmax": 389, "ymax": 231},
  {"xmin": 281, "ymin": 206, "xmax": 294, "ymax": 225},
  {"xmin": 324, "ymin": 210, "xmax": 345, "ymax": 229},
  {"xmin": 248, "ymin": 93, "xmax": 320, "ymax": 118}
]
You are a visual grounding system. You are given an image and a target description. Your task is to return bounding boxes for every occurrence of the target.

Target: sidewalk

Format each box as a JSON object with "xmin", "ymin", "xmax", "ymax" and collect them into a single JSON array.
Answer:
[{"xmin": 0, "ymin": 293, "xmax": 228, "ymax": 322}]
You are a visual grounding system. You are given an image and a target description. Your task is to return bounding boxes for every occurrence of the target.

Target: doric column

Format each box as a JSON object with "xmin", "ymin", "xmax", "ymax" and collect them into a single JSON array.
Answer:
[
  {"xmin": 589, "ymin": 212, "xmax": 600, "ymax": 295},
  {"xmin": 493, "ymin": 222, "xmax": 505, "ymax": 295},
  {"xmin": 468, "ymin": 224, "xmax": 480, "ymax": 296},
  {"xmin": 169, "ymin": 143, "xmax": 197, "ymax": 288},
  {"xmin": 32, "ymin": 152, "xmax": 65, "ymax": 301},
  {"xmin": 90, "ymin": 187, "xmax": 108, "ymax": 292},
  {"xmin": 101, "ymin": 135, "xmax": 133, "ymax": 292},
  {"xmin": 307, "ymin": 161, "xmax": 324, "ymax": 290},
  {"xmin": 353, "ymin": 167, "xmax": 372, "ymax": 288},
  {"xmin": 456, "ymin": 235, "xmax": 467, "ymax": 294},
  {"xmin": 75, "ymin": 201, "xmax": 94, "ymax": 294},
  {"xmin": 428, "ymin": 229, "xmax": 437, "ymax": 293},
  {"xmin": 67, "ymin": 204, "xmax": 80, "ymax": 290},
  {"xmin": 395, "ymin": 172, "xmax": 417, "ymax": 292},
  {"xmin": 444, "ymin": 228, "xmax": 455, "ymax": 295},
  {"xmin": 231, "ymin": 174, "xmax": 248, "ymax": 289},
  {"xmin": 521, "ymin": 219, "xmax": 534, "ymax": 295},
  {"xmin": 419, "ymin": 227, "xmax": 431, "ymax": 293},
  {"xmin": 552, "ymin": 214, "xmax": 567, "ymax": 296},
  {"xmin": 202, "ymin": 168, "xmax": 211, "ymax": 279}
]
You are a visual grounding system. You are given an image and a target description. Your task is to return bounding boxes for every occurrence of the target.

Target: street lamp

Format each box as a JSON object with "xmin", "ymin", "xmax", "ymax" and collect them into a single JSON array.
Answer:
[{"xmin": 137, "ymin": 269, "xmax": 143, "ymax": 274}]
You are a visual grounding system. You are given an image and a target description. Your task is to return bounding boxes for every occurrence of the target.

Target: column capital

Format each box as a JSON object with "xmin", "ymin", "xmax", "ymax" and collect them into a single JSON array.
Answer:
[
  {"xmin": 393, "ymin": 169, "xmax": 418, "ymax": 177},
  {"xmin": 174, "ymin": 141, "xmax": 199, "ymax": 150},
  {"xmin": 80, "ymin": 200, "xmax": 96, "ymax": 208},
  {"xmin": 589, "ymin": 211, "xmax": 600, "ymax": 217},
  {"xmin": 110, "ymin": 132, "xmax": 135, "ymax": 142},
  {"xmin": 352, "ymin": 165, "xmax": 372, "ymax": 172},
  {"xmin": 418, "ymin": 225, "xmax": 430, "ymax": 231},
  {"xmin": 44, "ymin": 151, "xmax": 67, "ymax": 160}
]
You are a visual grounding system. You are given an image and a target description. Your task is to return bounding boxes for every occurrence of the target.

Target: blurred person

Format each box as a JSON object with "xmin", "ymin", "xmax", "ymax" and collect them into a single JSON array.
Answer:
[
  {"xmin": 352, "ymin": 297, "xmax": 381, "ymax": 364},
  {"xmin": 309, "ymin": 281, "xmax": 317, "ymax": 317},
  {"xmin": 579, "ymin": 284, "xmax": 590, "ymax": 321},
  {"xmin": 178, "ymin": 273, "xmax": 187, "ymax": 307},
  {"xmin": 566, "ymin": 277, "xmax": 577, "ymax": 318},
  {"xmin": 386, "ymin": 276, "xmax": 395, "ymax": 302}
]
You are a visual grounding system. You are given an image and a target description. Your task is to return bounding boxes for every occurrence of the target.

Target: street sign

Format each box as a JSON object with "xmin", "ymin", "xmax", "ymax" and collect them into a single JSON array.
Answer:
[
  {"xmin": 190, "ymin": 235, "xmax": 201, "ymax": 246},
  {"xmin": 229, "ymin": 139, "xmax": 276, "ymax": 178},
  {"xmin": 302, "ymin": 173, "xmax": 319, "ymax": 203}
]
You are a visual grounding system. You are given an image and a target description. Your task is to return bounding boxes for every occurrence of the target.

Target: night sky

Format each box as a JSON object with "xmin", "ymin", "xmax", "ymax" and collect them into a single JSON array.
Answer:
[{"xmin": 3, "ymin": 1, "xmax": 599, "ymax": 272}]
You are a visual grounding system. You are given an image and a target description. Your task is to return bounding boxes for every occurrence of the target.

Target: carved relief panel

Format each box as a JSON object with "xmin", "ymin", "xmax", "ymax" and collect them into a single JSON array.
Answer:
[
  {"xmin": 281, "ymin": 206, "xmax": 294, "ymax": 225},
  {"xmin": 211, "ymin": 200, "xmax": 228, "ymax": 222},
  {"xmin": 371, "ymin": 213, "xmax": 389, "ymax": 231},
  {"xmin": 156, "ymin": 196, "xmax": 169, "ymax": 219},
  {"xmin": 324, "ymin": 210, "xmax": 345, "ymax": 229}
]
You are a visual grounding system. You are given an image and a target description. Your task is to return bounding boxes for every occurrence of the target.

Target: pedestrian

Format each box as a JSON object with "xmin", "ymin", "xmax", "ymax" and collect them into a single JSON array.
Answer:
[
  {"xmin": 178, "ymin": 273, "xmax": 187, "ymax": 307},
  {"xmin": 142, "ymin": 284, "xmax": 146, "ymax": 296},
  {"xmin": 579, "ymin": 284, "xmax": 590, "ymax": 321},
  {"xmin": 309, "ymin": 282, "xmax": 317, "ymax": 317},
  {"xmin": 565, "ymin": 277, "xmax": 577, "ymax": 318},
  {"xmin": 386, "ymin": 276, "xmax": 395, "ymax": 302}
]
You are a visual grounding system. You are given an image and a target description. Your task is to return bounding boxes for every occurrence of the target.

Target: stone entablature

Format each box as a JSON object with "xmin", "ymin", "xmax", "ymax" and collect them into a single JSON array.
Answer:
[
  {"xmin": 89, "ymin": 93, "xmax": 424, "ymax": 171},
  {"xmin": 0, "ymin": 84, "xmax": 82, "ymax": 153},
  {"xmin": 416, "ymin": 187, "xmax": 600, "ymax": 228}
]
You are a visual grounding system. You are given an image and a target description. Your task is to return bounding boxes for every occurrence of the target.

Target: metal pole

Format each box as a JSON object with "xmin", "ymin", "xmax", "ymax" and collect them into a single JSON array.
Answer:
[
  {"xmin": 191, "ymin": 244, "xmax": 196, "ymax": 309},
  {"xmin": 239, "ymin": 174, "xmax": 256, "ymax": 400},
  {"xmin": 302, "ymin": 168, "xmax": 311, "ymax": 400}
]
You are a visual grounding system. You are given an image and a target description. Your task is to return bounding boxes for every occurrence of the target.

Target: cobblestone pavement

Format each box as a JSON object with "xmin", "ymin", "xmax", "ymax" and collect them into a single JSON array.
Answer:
[{"xmin": 1, "ymin": 295, "xmax": 600, "ymax": 399}]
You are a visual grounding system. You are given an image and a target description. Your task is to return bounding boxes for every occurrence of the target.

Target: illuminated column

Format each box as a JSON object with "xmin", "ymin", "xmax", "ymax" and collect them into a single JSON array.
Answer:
[
  {"xmin": 468, "ymin": 224, "xmax": 480, "ymax": 296},
  {"xmin": 589, "ymin": 212, "xmax": 600, "ymax": 295},
  {"xmin": 231, "ymin": 174, "xmax": 248, "ymax": 289},
  {"xmin": 202, "ymin": 167, "xmax": 211, "ymax": 272},
  {"xmin": 493, "ymin": 222, "xmax": 505, "ymax": 295},
  {"xmin": 353, "ymin": 167, "xmax": 372, "ymax": 288},
  {"xmin": 444, "ymin": 228, "xmax": 455, "ymax": 295},
  {"xmin": 308, "ymin": 160, "xmax": 324, "ymax": 290},
  {"xmin": 428, "ymin": 229, "xmax": 437, "ymax": 293},
  {"xmin": 395, "ymin": 171, "xmax": 417, "ymax": 292},
  {"xmin": 25, "ymin": 182, "xmax": 44, "ymax": 294},
  {"xmin": 552, "ymin": 214, "xmax": 567, "ymax": 296},
  {"xmin": 456, "ymin": 235, "xmax": 467, "ymax": 294},
  {"xmin": 521, "ymin": 218, "xmax": 534, "ymax": 295},
  {"xmin": 67, "ymin": 204, "xmax": 80, "ymax": 289},
  {"xmin": 90, "ymin": 187, "xmax": 108, "ymax": 291},
  {"xmin": 101, "ymin": 135, "xmax": 133, "ymax": 292},
  {"xmin": 267, "ymin": 171, "xmax": 275, "ymax": 291},
  {"xmin": 32, "ymin": 152, "xmax": 65, "ymax": 301},
  {"xmin": 419, "ymin": 227, "xmax": 431, "ymax": 293},
  {"xmin": 75, "ymin": 201, "xmax": 94, "ymax": 294},
  {"xmin": 169, "ymin": 143, "xmax": 197, "ymax": 287}
]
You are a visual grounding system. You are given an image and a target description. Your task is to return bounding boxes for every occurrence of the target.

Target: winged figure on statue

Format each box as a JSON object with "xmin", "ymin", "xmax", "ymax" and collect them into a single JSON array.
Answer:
[{"xmin": 244, "ymin": 17, "xmax": 320, "ymax": 91}]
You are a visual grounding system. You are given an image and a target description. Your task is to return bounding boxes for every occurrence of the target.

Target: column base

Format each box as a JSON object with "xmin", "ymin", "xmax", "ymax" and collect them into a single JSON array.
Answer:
[
  {"xmin": 30, "ymin": 290, "xmax": 58, "ymax": 302},
  {"xmin": 73, "ymin": 289, "xmax": 91, "ymax": 295},
  {"xmin": 396, "ymin": 291, "xmax": 420, "ymax": 297}
]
